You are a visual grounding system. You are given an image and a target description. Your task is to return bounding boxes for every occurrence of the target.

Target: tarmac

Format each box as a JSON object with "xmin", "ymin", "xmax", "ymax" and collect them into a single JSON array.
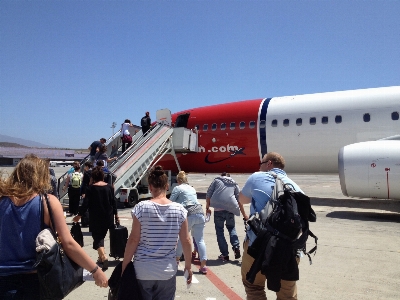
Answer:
[{"xmin": 1, "ymin": 166, "xmax": 400, "ymax": 299}]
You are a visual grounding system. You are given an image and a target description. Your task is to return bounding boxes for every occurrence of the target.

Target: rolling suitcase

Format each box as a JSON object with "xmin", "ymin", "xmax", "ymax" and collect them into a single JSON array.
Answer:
[{"xmin": 109, "ymin": 222, "xmax": 128, "ymax": 259}]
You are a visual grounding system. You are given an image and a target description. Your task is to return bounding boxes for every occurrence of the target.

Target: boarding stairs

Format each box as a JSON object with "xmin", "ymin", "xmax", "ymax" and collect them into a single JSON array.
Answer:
[
  {"xmin": 57, "ymin": 124, "xmax": 141, "ymax": 204},
  {"xmin": 57, "ymin": 109, "xmax": 198, "ymax": 207}
]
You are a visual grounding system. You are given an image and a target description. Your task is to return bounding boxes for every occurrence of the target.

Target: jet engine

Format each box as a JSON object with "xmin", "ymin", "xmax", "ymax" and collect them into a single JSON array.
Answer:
[{"xmin": 338, "ymin": 140, "xmax": 400, "ymax": 200}]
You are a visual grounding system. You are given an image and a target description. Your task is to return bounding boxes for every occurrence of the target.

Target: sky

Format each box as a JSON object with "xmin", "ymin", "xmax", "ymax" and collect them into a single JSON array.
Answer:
[{"xmin": 1, "ymin": 0, "xmax": 399, "ymax": 149}]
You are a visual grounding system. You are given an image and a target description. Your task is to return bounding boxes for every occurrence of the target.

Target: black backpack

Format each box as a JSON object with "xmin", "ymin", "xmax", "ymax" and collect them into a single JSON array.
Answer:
[
  {"xmin": 247, "ymin": 172, "xmax": 318, "ymax": 263},
  {"xmin": 140, "ymin": 116, "xmax": 148, "ymax": 127}
]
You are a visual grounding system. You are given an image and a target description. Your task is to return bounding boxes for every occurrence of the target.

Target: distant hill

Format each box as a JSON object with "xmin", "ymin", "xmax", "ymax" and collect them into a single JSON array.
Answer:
[
  {"xmin": 0, "ymin": 134, "xmax": 53, "ymax": 148},
  {"xmin": 0, "ymin": 142, "xmax": 30, "ymax": 148}
]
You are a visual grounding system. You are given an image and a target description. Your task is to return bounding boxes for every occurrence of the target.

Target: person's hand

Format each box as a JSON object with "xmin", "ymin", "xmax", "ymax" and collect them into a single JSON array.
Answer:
[
  {"xmin": 184, "ymin": 268, "xmax": 193, "ymax": 284},
  {"xmin": 242, "ymin": 213, "xmax": 249, "ymax": 221},
  {"xmin": 72, "ymin": 215, "xmax": 81, "ymax": 223},
  {"xmin": 115, "ymin": 215, "xmax": 120, "ymax": 223},
  {"xmin": 206, "ymin": 208, "xmax": 212, "ymax": 215},
  {"xmin": 93, "ymin": 268, "xmax": 108, "ymax": 288}
]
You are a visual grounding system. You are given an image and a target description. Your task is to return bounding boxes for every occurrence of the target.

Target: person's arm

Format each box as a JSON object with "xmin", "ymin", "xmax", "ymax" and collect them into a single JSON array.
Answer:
[
  {"xmin": 239, "ymin": 191, "xmax": 252, "ymax": 205},
  {"xmin": 62, "ymin": 176, "xmax": 70, "ymax": 192},
  {"xmin": 169, "ymin": 186, "xmax": 180, "ymax": 202},
  {"xmin": 205, "ymin": 197, "xmax": 212, "ymax": 215},
  {"xmin": 121, "ymin": 215, "xmax": 141, "ymax": 275},
  {"xmin": 238, "ymin": 201, "xmax": 248, "ymax": 220},
  {"xmin": 44, "ymin": 195, "xmax": 108, "ymax": 287},
  {"xmin": 179, "ymin": 218, "xmax": 193, "ymax": 284}
]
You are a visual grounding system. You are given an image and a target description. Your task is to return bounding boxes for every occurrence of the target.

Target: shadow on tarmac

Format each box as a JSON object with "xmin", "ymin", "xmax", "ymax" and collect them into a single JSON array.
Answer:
[
  {"xmin": 326, "ymin": 210, "xmax": 400, "ymax": 223},
  {"xmin": 311, "ymin": 197, "xmax": 400, "ymax": 213}
]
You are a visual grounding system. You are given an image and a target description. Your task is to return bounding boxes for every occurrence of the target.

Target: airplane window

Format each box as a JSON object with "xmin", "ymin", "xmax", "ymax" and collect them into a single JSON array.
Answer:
[
  {"xmin": 283, "ymin": 119, "xmax": 289, "ymax": 127},
  {"xmin": 195, "ymin": 125, "xmax": 200, "ymax": 130},
  {"xmin": 249, "ymin": 121, "xmax": 255, "ymax": 128},
  {"xmin": 392, "ymin": 111, "xmax": 399, "ymax": 121},
  {"xmin": 260, "ymin": 120, "xmax": 266, "ymax": 128},
  {"xmin": 296, "ymin": 118, "xmax": 302, "ymax": 126},
  {"xmin": 212, "ymin": 123, "xmax": 217, "ymax": 131},
  {"xmin": 203, "ymin": 124, "xmax": 208, "ymax": 131},
  {"xmin": 221, "ymin": 123, "xmax": 226, "ymax": 130},
  {"xmin": 363, "ymin": 113, "xmax": 370, "ymax": 122},
  {"xmin": 335, "ymin": 115, "xmax": 342, "ymax": 124},
  {"xmin": 322, "ymin": 116, "xmax": 328, "ymax": 124},
  {"xmin": 310, "ymin": 117, "xmax": 316, "ymax": 125},
  {"xmin": 240, "ymin": 121, "xmax": 245, "ymax": 129},
  {"xmin": 271, "ymin": 119, "xmax": 278, "ymax": 127},
  {"xmin": 230, "ymin": 122, "xmax": 236, "ymax": 130}
]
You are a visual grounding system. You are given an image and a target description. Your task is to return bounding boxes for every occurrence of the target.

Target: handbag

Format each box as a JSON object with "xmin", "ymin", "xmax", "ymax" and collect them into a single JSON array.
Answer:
[
  {"xmin": 121, "ymin": 134, "xmax": 132, "ymax": 143},
  {"xmin": 34, "ymin": 194, "xmax": 84, "ymax": 299},
  {"xmin": 70, "ymin": 222, "xmax": 84, "ymax": 247}
]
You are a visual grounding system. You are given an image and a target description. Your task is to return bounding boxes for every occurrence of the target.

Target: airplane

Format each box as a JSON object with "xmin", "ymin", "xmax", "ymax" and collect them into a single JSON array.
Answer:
[{"xmin": 157, "ymin": 86, "xmax": 400, "ymax": 200}]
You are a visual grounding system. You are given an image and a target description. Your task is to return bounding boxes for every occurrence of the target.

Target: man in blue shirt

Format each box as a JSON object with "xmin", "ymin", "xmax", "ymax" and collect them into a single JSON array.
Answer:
[
  {"xmin": 239, "ymin": 152, "xmax": 303, "ymax": 300},
  {"xmin": 88, "ymin": 138, "xmax": 106, "ymax": 162}
]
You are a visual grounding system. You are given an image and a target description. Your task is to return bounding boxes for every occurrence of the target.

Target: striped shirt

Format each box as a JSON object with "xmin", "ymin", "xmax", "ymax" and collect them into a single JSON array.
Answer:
[{"xmin": 132, "ymin": 200, "xmax": 187, "ymax": 280}]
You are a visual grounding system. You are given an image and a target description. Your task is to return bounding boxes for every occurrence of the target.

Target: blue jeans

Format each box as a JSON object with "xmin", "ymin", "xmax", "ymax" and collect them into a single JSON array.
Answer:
[
  {"xmin": 176, "ymin": 213, "xmax": 207, "ymax": 261},
  {"xmin": 137, "ymin": 275, "xmax": 176, "ymax": 300},
  {"xmin": 214, "ymin": 210, "xmax": 240, "ymax": 256}
]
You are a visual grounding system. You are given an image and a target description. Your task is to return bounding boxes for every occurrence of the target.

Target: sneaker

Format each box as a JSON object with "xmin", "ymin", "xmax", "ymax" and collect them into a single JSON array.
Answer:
[
  {"xmin": 218, "ymin": 254, "xmax": 229, "ymax": 261},
  {"xmin": 200, "ymin": 266, "xmax": 208, "ymax": 274},
  {"xmin": 234, "ymin": 247, "xmax": 241, "ymax": 259}
]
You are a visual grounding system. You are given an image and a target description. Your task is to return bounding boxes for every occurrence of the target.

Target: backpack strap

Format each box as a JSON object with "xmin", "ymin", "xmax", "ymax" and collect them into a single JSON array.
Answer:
[{"xmin": 302, "ymin": 230, "xmax": 318, "ymax": 265}]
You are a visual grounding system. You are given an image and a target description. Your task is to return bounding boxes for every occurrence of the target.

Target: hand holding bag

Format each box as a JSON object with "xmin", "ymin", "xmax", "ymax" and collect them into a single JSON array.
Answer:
[{"xmin": 34, "ymin": 194, "xmax": 84, "ymax": 299}]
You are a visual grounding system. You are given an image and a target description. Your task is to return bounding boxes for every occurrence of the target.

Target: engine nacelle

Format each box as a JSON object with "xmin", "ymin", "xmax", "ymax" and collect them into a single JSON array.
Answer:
[{"xmin": 339, "ymin": 141, "xmax": 400, "ymax": 200}]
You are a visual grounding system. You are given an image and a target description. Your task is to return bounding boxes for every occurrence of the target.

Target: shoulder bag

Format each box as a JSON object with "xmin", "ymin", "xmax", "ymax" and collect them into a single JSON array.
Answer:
[{"xmin": 34, "ymin": 194, "xmax": 84, "ymax": 299}]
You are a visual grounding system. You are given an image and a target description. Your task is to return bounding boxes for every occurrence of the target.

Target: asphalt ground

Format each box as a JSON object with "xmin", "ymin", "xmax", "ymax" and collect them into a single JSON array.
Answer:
[{"xmin": 1, "ymin": 167, "xmax": 399, "ymax": 299}]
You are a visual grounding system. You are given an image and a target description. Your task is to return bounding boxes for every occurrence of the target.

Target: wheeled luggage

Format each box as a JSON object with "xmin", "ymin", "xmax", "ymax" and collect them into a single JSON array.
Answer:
[{"xmin": 109, "ymin": 222, "xmax": 128, "ymax": 259}]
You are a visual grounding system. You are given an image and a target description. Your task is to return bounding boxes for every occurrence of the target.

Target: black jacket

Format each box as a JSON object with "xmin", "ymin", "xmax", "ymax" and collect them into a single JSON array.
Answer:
[
  {"xmin": 246, "ymin": 229, "xmax": 299, "ymax": 292},
  {"xmin": 108, "ymin": 261, "xmax": 142, "ymax": 300}
]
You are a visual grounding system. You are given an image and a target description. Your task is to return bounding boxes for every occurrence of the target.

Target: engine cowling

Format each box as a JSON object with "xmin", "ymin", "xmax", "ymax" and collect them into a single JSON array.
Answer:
[{"xmin": 338, "ymin": 141, "xmax": 400, "ymax": 200}]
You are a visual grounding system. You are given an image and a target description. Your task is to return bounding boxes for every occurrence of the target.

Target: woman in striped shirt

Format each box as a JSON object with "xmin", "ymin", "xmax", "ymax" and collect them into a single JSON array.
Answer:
[{"xmin": 121, "ymin": 166, "xmax": 193, "ymax": 300}]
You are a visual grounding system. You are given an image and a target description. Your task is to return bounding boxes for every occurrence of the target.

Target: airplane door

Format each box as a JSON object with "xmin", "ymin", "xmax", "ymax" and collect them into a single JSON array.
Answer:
[{"xmin": 175, "ymin": 113, "xmax": 190, "ymax": 128}]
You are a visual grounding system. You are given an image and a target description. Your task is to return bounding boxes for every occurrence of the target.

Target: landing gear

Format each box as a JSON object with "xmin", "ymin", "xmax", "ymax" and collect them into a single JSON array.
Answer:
[{"xmin": 126, "ymin": 189, "xmax": 139, "ymax": 208}]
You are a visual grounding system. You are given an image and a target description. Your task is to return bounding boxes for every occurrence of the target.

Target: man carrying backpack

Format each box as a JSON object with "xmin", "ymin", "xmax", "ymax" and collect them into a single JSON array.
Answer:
[
  {"xmin": 140, "ymin": 111, "xmax": 151, "ymax": 135},
  {"xmin": 239, "ymin": 152, "xmax": 303, "ymax": 300},
  {"xmin": 62, "ymin": 163, "xmax": 83, "ymax": 216}
]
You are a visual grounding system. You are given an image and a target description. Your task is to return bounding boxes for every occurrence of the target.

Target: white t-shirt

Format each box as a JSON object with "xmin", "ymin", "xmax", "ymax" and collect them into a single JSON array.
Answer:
[
  {"xmin": 120, "ymin": 123, "xmax": 131, "ymax": 136},
  {"xmin": 132, "ymin": 200, "xmax": 187, "ymax": 280}
]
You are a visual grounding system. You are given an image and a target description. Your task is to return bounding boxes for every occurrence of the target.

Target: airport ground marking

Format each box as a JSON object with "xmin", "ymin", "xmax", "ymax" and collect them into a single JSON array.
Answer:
[{"xmin": 191, "ymin": 258, "xmax": 243, "ymax": 300}]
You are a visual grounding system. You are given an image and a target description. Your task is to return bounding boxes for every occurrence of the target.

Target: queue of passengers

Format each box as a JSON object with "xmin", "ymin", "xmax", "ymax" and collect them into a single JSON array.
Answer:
[{"xmin": 0, "ymin": 151, "xmax": 304, "ymax": 300}]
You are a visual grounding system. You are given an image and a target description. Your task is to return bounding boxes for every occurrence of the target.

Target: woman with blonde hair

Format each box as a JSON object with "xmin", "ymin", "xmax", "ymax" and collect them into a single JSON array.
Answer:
[
  {"xmin": 122, "ymin": 165, "xmax": 192, "ymax": 300},
  {"xmin": 170, "ymin": 171, "xmax": 208, "ymax": 274},
  {"xmin": 0, "ymin": 154, "xmax": 108, "ymax": 298}
]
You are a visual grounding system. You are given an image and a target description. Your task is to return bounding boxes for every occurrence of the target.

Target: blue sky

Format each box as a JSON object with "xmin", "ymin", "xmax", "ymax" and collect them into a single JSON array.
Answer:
[{"xmin": 1, "ymin": 0, "xmax": 399, "ymax": 149}]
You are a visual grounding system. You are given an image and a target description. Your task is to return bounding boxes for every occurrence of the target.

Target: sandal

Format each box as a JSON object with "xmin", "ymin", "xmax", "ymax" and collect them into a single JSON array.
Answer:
[{"xmin": 200, "ymin": 266, "xmax": 208, "ymax": 274}]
